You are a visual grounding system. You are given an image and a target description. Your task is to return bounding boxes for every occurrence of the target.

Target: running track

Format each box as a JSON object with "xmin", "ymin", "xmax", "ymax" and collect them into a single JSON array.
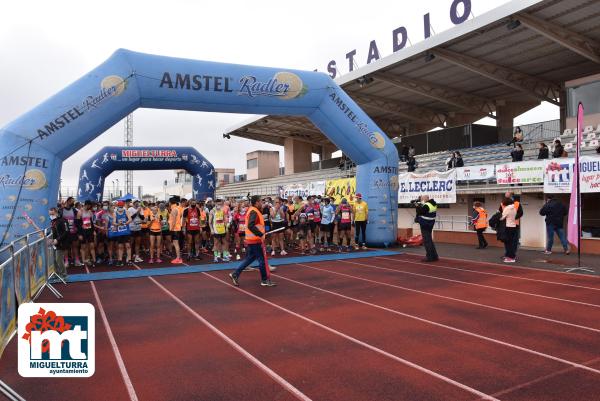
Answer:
[{"xmin": 1, "ymin": 252, "xmax": 599, "ymax": 400}]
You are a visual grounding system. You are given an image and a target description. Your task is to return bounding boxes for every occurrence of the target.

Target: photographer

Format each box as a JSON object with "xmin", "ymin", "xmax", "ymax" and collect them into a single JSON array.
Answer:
[{"xmin": 414, "ymin": 195, "xmax": 439, "ymax": 262}]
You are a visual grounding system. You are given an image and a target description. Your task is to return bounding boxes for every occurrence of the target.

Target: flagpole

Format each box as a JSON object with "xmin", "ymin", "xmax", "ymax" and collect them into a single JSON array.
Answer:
[{"xmin": 565, "ymin": 102, "xmax": 593, "ymax": 273}]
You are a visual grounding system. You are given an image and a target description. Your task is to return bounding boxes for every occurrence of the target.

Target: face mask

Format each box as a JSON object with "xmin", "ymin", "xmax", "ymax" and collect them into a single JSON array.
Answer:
[
  {"xmin": 342, "ymin": 200, "xmax": 347, "ymax": 205},
  {"xmin": 65, "ymin": 204, "xmax": 72, "ymax": 209},
  {"xmin": 49, "ymin": 215, "xmax": 57, "ymax": 220},
  {"xmin": 117, "ymin": 207, "xmax": 124, "ymax": 213},
  {"xmin": 190, "ymin": 204, "xmax": 196, "ymax": 208},
  {"xmin": 92, "ymin": 207, "xmax": 97, "ymax": 211},
  {"xmin": 103, "ymin": 206, "xmax": 108, "ymax": 211}
]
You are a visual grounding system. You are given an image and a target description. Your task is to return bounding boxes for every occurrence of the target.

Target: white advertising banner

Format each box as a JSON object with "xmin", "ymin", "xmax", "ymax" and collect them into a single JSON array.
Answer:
[
  {"xmin": 496, "ymin": 161, "xmax": 544, "ymax": 185},
  {"xmin": 398, "ymin": 170, "xmax": 456, "ymax": 204},
  {"xmin": 308, "ymin": 180, "xmax": 326, "ymax": 196},
  {"xmin": 455, "ymin": 165, "xmax": 495, "ymax": 181},
  {"xmin": 544, "ymin": 159, "xmax": 574, "ymax": 193},
  {"xmin": 280, "ymin": 180, "xmax": 326, "ymax": 198},
  {"xmin": 580, "ymin": 156, "xmax": 600, "ymax": 193}
]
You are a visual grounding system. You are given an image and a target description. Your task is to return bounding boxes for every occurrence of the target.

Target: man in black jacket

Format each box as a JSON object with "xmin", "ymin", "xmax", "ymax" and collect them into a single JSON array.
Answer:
[
  {"xmin": 415, "ymin": 195, "xmax": 439, "ymax": 262},
  {"xmin": 49, "ymin": 207, "xmax": 70, "ymax": 280},
  {"xmin": 230, "ymin": 195, "xmax": 276, "ymax": 287},
  {"xmin": 539, "ymin": 195, "xmax": 569, "ymax": 255}
]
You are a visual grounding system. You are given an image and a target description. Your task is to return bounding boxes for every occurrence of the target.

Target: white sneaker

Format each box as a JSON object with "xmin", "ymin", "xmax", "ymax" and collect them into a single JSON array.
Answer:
[
  {"xmin": 134, "ymin": 256, "xmax": 143, "ymax": 263},
  {"xmin": 269, "ymin": 266, "xmax": 277, "ymax": 272},
  {"xmin": 280, "ymin": 250, "xmax": 288, "ymax": 256},
  {"xmin": 236, "ymin": 254, "xmax": 241, "ymax": 260},
  {"xmin": 271, "ymin": 250, "xmax": 276, "ymax": 256}
]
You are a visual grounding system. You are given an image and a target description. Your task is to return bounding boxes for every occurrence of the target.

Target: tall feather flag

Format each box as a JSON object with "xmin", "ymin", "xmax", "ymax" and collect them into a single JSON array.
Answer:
[{"xmin": 567, "ymin": 103, "xmax": 583, "ymax": 248}]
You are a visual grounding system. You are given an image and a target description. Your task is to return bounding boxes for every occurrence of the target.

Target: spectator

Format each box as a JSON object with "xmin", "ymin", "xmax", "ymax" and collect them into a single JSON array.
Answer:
[
  {"xmin": 408, "ymin": 145, "xmax": 416, "ymax": 158},
  {"xmin": 401, "ymin": 145, "xmax": 409, "ymax": 162},
  {"xmin": 500, "ymin": 197, "xmax": 518, "ymax": 263},
  {"xmin": 537, "ymin": 142, "xmax": 549, "ymax": 159},
  {"xmin": 407, "ymin": 156, "xmax": 417, "ymax": 172},
  {"xmin": 511, "ymin": 144, "xmax": 524, "ymax": 162},
  {"xmin": 506, "ymin": 126, "xmax": 524, "ymax": 146},
  {"xmin": 471, "ymin": 201, "xmax": 488, "ymax": 249},
  {"xmin": 49, "ymin": 207, "xmax": 70, "ymax": 280},
  {"xmin": 447, "ymin": 151, "xmax": 464, "ymax": 169},
  {"xmin": 539, "ymin": 195, "xmax": 569, "ymax": 255},
  {"xmin": 552, "ymin": 139, "xmax": 565, "ymax": 158}
]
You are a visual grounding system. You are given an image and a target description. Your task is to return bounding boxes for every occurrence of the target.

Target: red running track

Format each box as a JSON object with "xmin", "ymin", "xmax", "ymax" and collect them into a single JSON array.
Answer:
[{"xmin": 1, "ymin": 253, "xmax": 599, "ymax": 400}]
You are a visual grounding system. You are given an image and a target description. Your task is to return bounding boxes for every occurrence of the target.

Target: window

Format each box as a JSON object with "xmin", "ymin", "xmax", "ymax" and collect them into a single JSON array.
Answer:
[
  {"xmin": 247, "ymin": 158, "xmax": 258, "ymax": 169},
  {"xmin": 567, "ymin": 80, "xmax": 600, "ymax": 117}
]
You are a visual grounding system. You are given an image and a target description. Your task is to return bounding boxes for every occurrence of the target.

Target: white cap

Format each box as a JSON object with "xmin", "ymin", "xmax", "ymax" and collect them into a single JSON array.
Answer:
[{"xmin": 206, "ymin": 197, "xmax": 213, "ymax": 202}]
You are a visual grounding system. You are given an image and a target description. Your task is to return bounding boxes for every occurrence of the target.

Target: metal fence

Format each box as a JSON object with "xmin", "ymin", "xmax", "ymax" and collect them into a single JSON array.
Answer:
[{"xmin": 0, "ymin": 229, "xmax": 62, "ymax": 401}]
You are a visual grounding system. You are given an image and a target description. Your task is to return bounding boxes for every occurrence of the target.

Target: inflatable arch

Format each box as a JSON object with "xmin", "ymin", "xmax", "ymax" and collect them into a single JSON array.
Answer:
[
  {"xmin": 77, "ymin": 146, "xmax": 215, "ymax": 202},
  {"xmin": 0, "ymin": 49, "xmax": 399, "ymax": 246}
]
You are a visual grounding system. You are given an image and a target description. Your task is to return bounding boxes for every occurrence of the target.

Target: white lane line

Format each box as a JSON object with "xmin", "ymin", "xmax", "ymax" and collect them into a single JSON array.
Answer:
[
  {"xmin": 203, "ymin": 271, "xmax": 500, "ymax": 401},
  {"xmin": 343, "ymin": 260, "xmax": 600, "ymax": 309},
  {"xmin": 376, "ymin": 256, "xmax": 600, "ymax": 292},
  {"xmin": 131, "ymin": 264, "xmax": 312, "ymax": 401},
  {"xmin": 489, "ymin": 356, "xmax": 600, "ymax": 398},
  {"xmin": 283, "ymin": 265, "xmax": 600, "ymax": 376},
  {"xmin": 86, "ymin": 267, "xmax": 139, "ymax": 401},
  {"xmin": 293, "ymin": 263, "xmax": 600, "ymax": 334},
  {"xmin": 403, "ymin": 251, "xmax": 600, "ymax": 280}
]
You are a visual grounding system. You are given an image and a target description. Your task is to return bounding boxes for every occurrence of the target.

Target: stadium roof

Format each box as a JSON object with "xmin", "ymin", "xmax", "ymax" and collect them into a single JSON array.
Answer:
[{"xmin": 225, "ymin": 0, "xmax": 600, "ymax": 151}]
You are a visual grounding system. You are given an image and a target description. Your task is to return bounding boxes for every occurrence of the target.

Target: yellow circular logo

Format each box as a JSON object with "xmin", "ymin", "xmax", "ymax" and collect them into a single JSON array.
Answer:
[
  {"xmin": 101, "ymin": 75, "xmax": 126, "ymax": 96},
  {"xmin": 24, "ymin": 169, "xmax": 47, "ymax": 190},
  {"xmin": 369, "ymin": 132, "xmax": 386, "ymax": 149},
  {"xmin": 274, "ymin": 72, "xmax": 304, "ymax": 100}
]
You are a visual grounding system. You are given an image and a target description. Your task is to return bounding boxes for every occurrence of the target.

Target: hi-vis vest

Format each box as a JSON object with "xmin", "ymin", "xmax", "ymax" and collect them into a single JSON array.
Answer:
[
  {"xmin": 474, "ymin": 207, "xmax": 488, "ymax": 229},
  {"xmin": 421, "ymin": 202, "xmax": 437, "ymax": 220},
  {"xmin": 245, "ymin": 206, "xmax": 265, "ymax": 244}
]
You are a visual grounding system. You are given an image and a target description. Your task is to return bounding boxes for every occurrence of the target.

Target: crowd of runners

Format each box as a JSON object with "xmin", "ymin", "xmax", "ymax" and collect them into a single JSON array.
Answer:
[{"xmin": 50, "ymin": 193, "xmax": 370, "ymax": 268}]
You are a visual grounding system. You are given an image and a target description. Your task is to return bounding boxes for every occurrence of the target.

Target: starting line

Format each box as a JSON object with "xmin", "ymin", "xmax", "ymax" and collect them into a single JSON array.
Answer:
[{"xmin": 65, "ymin": 250, "xmax": 402, "ymax": 283}]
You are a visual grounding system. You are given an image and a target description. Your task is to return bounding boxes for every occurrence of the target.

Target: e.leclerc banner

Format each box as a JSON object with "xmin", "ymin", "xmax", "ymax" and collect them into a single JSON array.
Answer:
[
  {"xmin": 398, "ymin": 170, "xmax": 456, "ymax": 204},
  {"xmin": 496, "ymin": 161, "xmax": 544, "ymax": 185}
]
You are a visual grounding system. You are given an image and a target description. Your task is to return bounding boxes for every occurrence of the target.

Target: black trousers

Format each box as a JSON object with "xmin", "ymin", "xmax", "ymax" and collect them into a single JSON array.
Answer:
[
  {"xmin": 504, "ymin": 227, "xmax": 518, "ymax": 258},
  {"xmin": 420, "ymin": 225, "xmax": 438, "ymax": 261},
  {"xmin": 354, "ymin": 221, "xmax": 367, "ymax": 245},
  {"xmin": 476, "ymin": 228, "xmax": 488, "ymax": 248}
]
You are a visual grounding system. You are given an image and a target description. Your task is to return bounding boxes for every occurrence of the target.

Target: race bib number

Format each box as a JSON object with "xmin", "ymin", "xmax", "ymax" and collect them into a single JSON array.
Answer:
[
  {"xmin": 342, "ymin": 212, "xmax": 350, "ymax": 220},
  {"xmin": 190, "ymin": 218, "xmax": 199, "ymax": 225},
  {"xmin": 117, "ymin": 225, "xmax": 127, "ymax": 232},
  {"xmin": 82, "ymin": 218, "xmax": 92, "ymax": 230},
  {"xmin": 238, "ymin": 223, "xmax": 246, "ymax": 231}
]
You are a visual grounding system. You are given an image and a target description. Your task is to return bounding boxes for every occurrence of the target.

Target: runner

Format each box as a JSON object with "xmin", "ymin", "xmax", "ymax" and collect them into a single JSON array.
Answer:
[
  {"xmin": 336, "ymin": 197, "xmax": 353, "ymax": 252},
  {"xmin": 319, "ymin": 197, "xmax": 335, "ymax": 251},
  {"xmin": 312, "ymin": 196, "xmax": 322, "ymax": 248},
  {"xmin": 140, "ymin": 201, "xmax": 153, "ymax": 256},
  {"xmin": 209, "ymin": 199, "xmax": 229, "ymax": 262},
  {"xmin": 182, "ymin": 199, "xmax": 203, "ymax": 260},
  {"xmin": 270, "ymin": 197, "xmax": 288, "ymax": 256},
  {"xmin": 158, "ymin": 202, "xmax": 171, "ymax": 258},
  {"xmin": 168, "ymin": 197, "xmax": 183, "ymax": 264},
  {"xmin": 233, "ymin": 200, "xmax": 248, "ymax": 260},
  {"xmin": 76, "ymin": 200, "xmax": 96, "ymax": 267},
  {"xmin": 113, "ymin": 200, "xmax": 132, "ymax": 266},
  {"xmin": 128, "ymin": 200, "xmax": 145, "ymax": 263},
  {"xmin": 294, "ymin": 198, "xmax": 316, "ymax": 255},
  {"xmin": 221, "ymin": 199, "xmax": 232, "ymax": 262},
  {"xmin": 197, "ymin": 200, "xmax": 210, "ymax": 253},
  {"xmin": 148, "ymin": 204, "xmax": 163, "ymax": 263},
  {"xmin": 94, "ymin": 200, "xmax": 110, "ymax": 264}
]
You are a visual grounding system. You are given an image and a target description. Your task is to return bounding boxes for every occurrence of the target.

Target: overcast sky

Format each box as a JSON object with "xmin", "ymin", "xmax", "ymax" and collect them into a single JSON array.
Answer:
[{"xmin": 0, "ymin": 0, "xmax": 557, "ymax": 195}]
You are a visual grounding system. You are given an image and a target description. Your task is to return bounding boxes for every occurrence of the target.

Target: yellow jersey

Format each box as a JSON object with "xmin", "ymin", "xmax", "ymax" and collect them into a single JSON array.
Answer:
[{"xmin": 353, "ymin": 201, "xmax": 368, "ymax": 222}]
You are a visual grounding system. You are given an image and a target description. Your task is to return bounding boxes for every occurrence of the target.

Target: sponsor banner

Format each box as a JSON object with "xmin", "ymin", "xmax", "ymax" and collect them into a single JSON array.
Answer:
[
  {"xmin": 325, "ymin": 177, "xmax": 357, "ymax": 205},
  {"xmin": 308, "ymin": 181, "xmax": 326, "ymax": 196},
  {"xmin": 0, "ymin": 259, "xmax": 17, "ymax": 358},
  {"xmin": 14, "ymin": 247, "xmax": 31, "ymax": 304},
  {"xmin": 496, "ymin": 161, "xmax": 544, "ymax": 185},
  {"xmin": 279, "ymin": 181, "xmax": 327, "ymax": 198},
  {"xmin": 580, "ymin": 156, "xmax": 600, "ymax": 193},
  {"xmin": 544, "ymin": 159, "xmax": 574, "ymax": 194},
  {"xmin": 29, "ymin": 238, "xmax": 46, "ymax": 297},
  {"xmin": 455, "ymin": 165, "xmax": 495, "ymax": 181},
  {"xmin": 18, "ymin": 303, "xmax": 95, "ymax": 377},
  {"xmin": 398, "ymin": 170, "xmax": 456, "ymax": 204}
]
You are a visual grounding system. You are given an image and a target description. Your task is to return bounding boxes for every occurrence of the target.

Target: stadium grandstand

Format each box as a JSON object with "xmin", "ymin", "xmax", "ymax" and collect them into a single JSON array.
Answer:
[{"xmin": 219, "ymin": 0, "xmax": 600, "ymax": 253}]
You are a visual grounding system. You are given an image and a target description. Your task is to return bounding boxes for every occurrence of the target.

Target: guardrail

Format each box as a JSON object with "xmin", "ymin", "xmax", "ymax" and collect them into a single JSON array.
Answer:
[{"xmin": 0, "ymin": 229, "xmax": 63, "ymax": 401}]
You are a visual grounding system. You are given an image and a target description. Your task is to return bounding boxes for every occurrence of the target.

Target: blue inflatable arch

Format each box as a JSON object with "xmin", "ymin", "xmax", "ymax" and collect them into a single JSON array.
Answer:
[
  {"xmin": 0, "ymin": 49, "xmax": 399, "ymax": 246},
  {"xmin": 77, "ymin": 146, "xmax": 215, "ymax": 202}
]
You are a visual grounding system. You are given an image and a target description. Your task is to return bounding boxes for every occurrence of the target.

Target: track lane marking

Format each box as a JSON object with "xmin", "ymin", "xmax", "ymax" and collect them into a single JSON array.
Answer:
[
  {"xmin": 130, "ymin": 263, "xmax": 312, "ymax": 401},
  {"xmin": 203, "ymin": 271, "xmax": 500, "ymax": 401},
  {"xmin": 375, "ymin": 256, "xmax": 600, "ymax": 291},
  {"xmin": 343, "ymin": 260, "xmax": 600, "ymax": 308},
  {"xmin": 86, "ymin": 266, "xmax": 139, "ymax": 401},
  {"xmin": 281, "ymin": 265, "xmax": 600, "ymax": 376}
]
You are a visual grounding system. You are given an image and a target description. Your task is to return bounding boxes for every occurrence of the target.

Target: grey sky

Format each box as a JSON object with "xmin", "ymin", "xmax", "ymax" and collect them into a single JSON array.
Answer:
[{"xmin": 0, "ymin": 0, "xmax": 556, "ymax": 195}]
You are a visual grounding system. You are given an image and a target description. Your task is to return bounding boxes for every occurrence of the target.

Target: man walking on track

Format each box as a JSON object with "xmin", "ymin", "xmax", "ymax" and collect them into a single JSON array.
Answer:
[{"xmin": 229, "ymin": 195, "xmax": 277, "ymax": 287}]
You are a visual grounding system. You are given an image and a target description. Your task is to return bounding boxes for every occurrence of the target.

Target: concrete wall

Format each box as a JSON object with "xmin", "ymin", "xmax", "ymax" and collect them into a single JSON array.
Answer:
[
  {"xmin": 246, "ymin": 150, "xmax": 280, "ymax": 181},
  {"xmin": 284, "ymin": 138, "xmax": 312, "ymax": 175}
]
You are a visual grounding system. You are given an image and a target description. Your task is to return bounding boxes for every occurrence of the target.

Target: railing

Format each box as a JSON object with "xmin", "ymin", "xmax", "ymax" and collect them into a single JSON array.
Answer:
[
  {"xmin": 434, "ymin": 215, "xmax": 473, "ymax": 232},
  {"xmin": 0, "ymin": 229, "xmax": 63, "ymax": 401}
]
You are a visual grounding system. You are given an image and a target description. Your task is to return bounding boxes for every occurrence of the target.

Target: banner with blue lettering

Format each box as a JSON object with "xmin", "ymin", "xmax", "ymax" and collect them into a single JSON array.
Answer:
[
  {"xmin": 0, "ymin": 259, "xmax": 16, "ymax": 357},
  {"xmin": 398, "ymin": 170, "xmax": 456, "ymax": 204},
  {"xmin": 0, "ymin": 49, "xmax": 398, "ymax": 247}
]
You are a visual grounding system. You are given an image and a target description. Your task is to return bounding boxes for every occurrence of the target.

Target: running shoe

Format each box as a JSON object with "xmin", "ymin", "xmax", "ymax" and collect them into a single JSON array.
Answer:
[
  {"xmin": 229, "ymin": 273, "xmax": 239, "ymax": 286},
  {"xmin": 74, "ymin": 260, "xmax": 84, "ymax": 267},
  {"xmin": 116, "ymin": 261, "xmax": 124, "ymax": 267},
  {"xmin": 280, "ymin": 250, "xmax": 288, "ymax": 256},
  {"xmin": 503, "ymin": 258, "xmax": 516, "ymax": 263},
  {"xmin": 260, "ymin": 280, "xmax": 277, "ymax": 287},
  {"xmin": 148, "ymin": 258, "xmax": 154, "ymax": 264},
  {"xmin": 236, "ymin": 254, "xmax": 241, "ymax": 260},
  {"xmin": 155, "ymin": 258, "xmax": 163, "ymax": 263},
  {"xmin": 271, "ymin": 250, "xmax": 276, "ymax": 256},
  {"xmin": 269, "ymin": 266, "xmax": 277, "ymax": 272},
  {"xmin": 134, "ymin": 256, "xmax": 143, "ymax": 263},
  {"xmin": 243, "ymin": 267, "xmax": 255, "ymax": 272},
  {"xmin": 223, "ymin": 256, "xmax": 231, "ymax": 262},
  {"xmin": 310, "ymin": 248, "xmax": 317, "ymax": 255},
  {"xmin": 361, "ymin": 245, "xmax": 367, "ymax": 250},
  {"xmin": 126, "ymin": 260, "xmax": 133, "ymax": 266},
  {"xmin": 172, "ymin": 258, "xmax": 183, "ymax": 264},
  {"xmin": 213, "ymin": 257, "xmax": 221, "ymax": 263},
  {"xmin": 542, "ymin": 250, "xmax": 552, "ymax": 255}
]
